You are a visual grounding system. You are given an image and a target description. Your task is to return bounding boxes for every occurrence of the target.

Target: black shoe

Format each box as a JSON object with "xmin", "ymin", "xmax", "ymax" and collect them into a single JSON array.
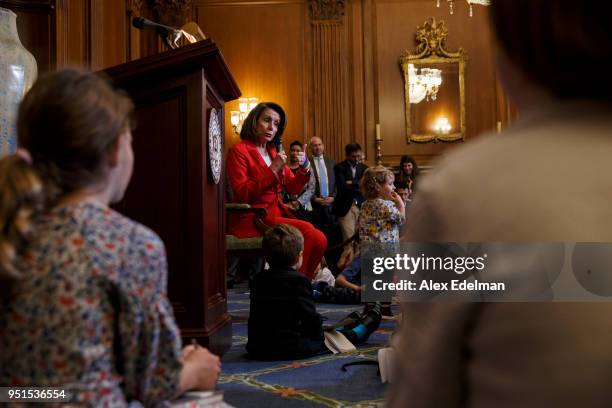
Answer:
[
  {"xmin": 322, "ymin": 310, "xmax": 362, "ymax": 331},
  {"xmin": 340, "ymin": 303, "xmax": 382, "ymax": 344},
  {"xmin": 362, "ymin": 302, "xmax": 376, "ymax": 315},
  {"xmin": 381, "ymin": 303, "xmax": 394, "ymax": 320},
  {"xmin": 360, "ymin": 303, "xmax": 382, "ymax": 335},
  {"xmin": 315, "ymin": 282, "xmax": 361, "ymax": 304},
  {"xmin": 335, "ymin": 287, "xmax": 361, "ymax": 304}
]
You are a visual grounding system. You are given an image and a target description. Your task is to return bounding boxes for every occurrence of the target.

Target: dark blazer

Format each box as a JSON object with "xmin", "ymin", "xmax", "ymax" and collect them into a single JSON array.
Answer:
[
  {"xmin": 310, "ymin": 155, "xmax": 336, "ymax": 200},
  {"xmin": 247, "ymin": 265, "xmax": 324, "ymax": 360},
  {"xmin": 333, "ymin": 160, "xmax": 367, "ymax": 217}
]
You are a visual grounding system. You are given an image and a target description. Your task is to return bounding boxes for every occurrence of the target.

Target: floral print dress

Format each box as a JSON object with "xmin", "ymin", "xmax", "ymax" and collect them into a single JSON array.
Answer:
[
  {"xmin": 0, "ymin": 202, "xmax": 182, "ymax": 407},
  {"xmin": 358, "ymin": 198, "xmax": 405, "ymax": 244}
]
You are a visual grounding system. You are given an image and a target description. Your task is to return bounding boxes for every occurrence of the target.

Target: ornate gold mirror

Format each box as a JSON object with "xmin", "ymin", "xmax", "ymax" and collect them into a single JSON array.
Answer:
[{"xmin": 399, "ymin": 18, "xmax": 467, "ymax": 143}]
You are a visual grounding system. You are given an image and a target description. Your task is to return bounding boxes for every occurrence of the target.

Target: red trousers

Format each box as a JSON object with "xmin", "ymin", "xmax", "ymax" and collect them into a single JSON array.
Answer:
[{"xmin": 264, "ymin": 211, "xmax": 327, "ymax": 280}]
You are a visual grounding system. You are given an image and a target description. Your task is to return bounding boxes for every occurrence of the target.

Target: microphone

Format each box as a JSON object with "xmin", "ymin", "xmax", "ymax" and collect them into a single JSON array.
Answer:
[
  {"xmin": 271, "ymin": 133, "xmax": 283, "ymax": 153},
  {"xmin": 132, "ymin": 17, "xmax": 179, "ymax": 34}
]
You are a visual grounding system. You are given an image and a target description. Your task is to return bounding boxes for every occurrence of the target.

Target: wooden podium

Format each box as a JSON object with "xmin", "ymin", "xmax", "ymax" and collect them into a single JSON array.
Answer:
[{"xmin": 105, "ymin": 39, "xmax": 240, "ymax": 354}]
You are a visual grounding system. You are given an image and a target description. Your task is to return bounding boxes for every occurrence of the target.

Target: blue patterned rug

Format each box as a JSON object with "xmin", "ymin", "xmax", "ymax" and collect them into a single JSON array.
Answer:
[{"xmin": 218, "ymin": 286, "xmax": 397, "ymax": 407}]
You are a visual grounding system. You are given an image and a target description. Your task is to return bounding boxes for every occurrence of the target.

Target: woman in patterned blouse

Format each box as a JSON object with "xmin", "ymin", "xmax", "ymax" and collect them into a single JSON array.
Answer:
[
  {"xmin": 358, "ymin": 166, "xmax": 406, "ymax": 244},
  {"xmin": 0, "ymin": 69, "xmax": 220, "ymax": 406}
]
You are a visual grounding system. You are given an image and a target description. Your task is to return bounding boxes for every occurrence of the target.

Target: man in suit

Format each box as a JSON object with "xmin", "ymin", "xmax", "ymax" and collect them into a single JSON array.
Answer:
[
  {"xmin": 333, "ymin": 143, "xmax": 367, "ymax": 258},
  {"xmin": 309, "ymin": 136, "xmax": 336, "ymax": 236}
]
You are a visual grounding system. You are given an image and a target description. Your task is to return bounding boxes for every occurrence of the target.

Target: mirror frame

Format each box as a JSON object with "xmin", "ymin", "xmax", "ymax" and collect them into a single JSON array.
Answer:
[{"xmin": 399, "ymin": 18, "xmax": 467, "ymax": 143}]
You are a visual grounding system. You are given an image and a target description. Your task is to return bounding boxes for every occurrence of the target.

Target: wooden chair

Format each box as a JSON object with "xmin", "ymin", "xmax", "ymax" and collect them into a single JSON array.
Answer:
[
  {"xmin": 225, "ymin": 203, "xmax": 269, "ymax": 256},
  {"xmin": 225, "ymin": 197, "xmax": 357, "ymax": 282},
  {"xmin": 225, "ymin": 203, "xmax": 270, "ymax": 287}
]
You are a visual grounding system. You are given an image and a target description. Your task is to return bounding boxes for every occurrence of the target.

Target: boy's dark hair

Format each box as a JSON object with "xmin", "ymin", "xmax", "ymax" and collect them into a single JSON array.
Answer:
[
  {"xmin": 263, "ymin": 224, "xmax": 304, "ymax": 268},
  {"xmin": 345, "ymin": 143, "xmax": 362, "ymax": 156}
]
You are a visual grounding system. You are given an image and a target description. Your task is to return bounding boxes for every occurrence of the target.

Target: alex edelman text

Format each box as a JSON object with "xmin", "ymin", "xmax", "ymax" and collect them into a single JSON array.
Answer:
[{"xmin": 372, "ymin": 279, "xmax": 506, "ymax": 292}]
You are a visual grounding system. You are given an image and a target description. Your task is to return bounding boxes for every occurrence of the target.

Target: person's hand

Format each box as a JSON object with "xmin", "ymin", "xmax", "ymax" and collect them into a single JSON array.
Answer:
[
  {"xmin": 298, "ymin": 143, "xmax": 310, "ymax": 168},
  {"xmin": 270, "ymin": 151, "xmax": 287, "ymax": 173},
  {"xmin": 181, "ymin": 344, "xmax": 197, "ymax": 358},
  {"xmin": 389, "ymin": 191, "xmax": 404, "ymax": 209},
  {"xmin": 286, "ymin": 201, "xmax": 300, "ymax": 210},
  {"xmin": 313, "ymin": 197, "xmax": 326, "ymax": 206},
  {"xmin": 346, "ymin": 180, "xmax": 353, "ymax": 185},
  {"xmin": 323, "ymin": 197, "xmax": 334, "ymax": 205},
  {"xmin": 180, "ymin": 345, "xmax": 221, "ymax": 392}
]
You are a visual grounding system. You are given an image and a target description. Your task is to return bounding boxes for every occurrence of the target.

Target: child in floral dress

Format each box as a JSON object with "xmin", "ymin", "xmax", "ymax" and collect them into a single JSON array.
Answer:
[
  {"xmin": 0, "ymin": 69, "xmax": 220, "ymax": 406},
  {"xmin": 357, "ymin": 166, "xmax": 406, "ymax": 317},
  {"xmin": 358, "ymin": 166, "xmax": 406, "ymax": 244}
]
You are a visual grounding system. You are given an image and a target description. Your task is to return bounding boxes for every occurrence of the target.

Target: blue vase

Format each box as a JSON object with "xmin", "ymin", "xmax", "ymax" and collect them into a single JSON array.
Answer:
[{"xmin": 0, "ymin": 7, "xmax": 37, "ymax": 157}]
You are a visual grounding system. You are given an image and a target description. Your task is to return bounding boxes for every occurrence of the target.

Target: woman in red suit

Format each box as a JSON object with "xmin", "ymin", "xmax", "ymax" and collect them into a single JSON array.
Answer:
[{"xmin": 227, "ymin": 102, "xmax": 327, "ymax": 279}]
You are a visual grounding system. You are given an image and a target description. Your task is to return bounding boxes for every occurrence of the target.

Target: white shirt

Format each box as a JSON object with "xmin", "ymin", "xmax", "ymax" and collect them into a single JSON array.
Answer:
[{"xmin": 258, "ymin": 147, "xmax": 272, "ymax": 166}]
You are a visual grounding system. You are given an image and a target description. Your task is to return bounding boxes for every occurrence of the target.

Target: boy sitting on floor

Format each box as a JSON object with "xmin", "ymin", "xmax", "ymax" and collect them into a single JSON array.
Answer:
[
  {"xmin": 247, "ymin": 224, "xmax": 326, "ymax": 360},
  {"xmin": 311, "ymin": 255, "xmax": 362, "ymax": 305},
  {"xmin": 335, "ymin": 255, "xmax": 362, "ymax": 293}
]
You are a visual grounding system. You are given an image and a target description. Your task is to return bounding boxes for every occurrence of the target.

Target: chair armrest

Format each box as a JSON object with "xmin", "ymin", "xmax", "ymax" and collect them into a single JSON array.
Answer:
[
  {"xmin": 225, "ymin": 203, "xmax": 267, "ymax": 217},
  {"xmin": 225, "ymin": 203, "xmax": 270, "ymax": 233},
  {"xmin": 225, "ymin": 203, "xmax": 250, "ymax": 210}
]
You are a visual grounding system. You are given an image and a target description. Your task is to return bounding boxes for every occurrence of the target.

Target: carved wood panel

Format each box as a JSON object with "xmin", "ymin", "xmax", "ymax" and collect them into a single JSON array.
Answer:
[
  {"xmin": 193, "ymin": 0, "xmax": 308, "ymax": 155},
  {"xmin": 309, "ymin": 0, "xmax": 350, "ymax": 161}
]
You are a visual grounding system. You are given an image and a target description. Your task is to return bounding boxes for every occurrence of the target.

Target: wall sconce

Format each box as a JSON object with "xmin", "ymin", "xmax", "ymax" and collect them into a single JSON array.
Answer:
[
  {"xmin": 230, "ymin": 97, "xmax": 259, "ymax": 134},
  {"xmin": 434, "ymin": 117, "xmax": 452, "ymax": 134}
]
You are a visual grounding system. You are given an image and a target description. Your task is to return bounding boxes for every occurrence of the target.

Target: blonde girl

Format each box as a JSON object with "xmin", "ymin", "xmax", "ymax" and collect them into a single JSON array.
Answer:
[{"xmin": 358, "ymin": 165, "xmax": 405, "ymax": 243}]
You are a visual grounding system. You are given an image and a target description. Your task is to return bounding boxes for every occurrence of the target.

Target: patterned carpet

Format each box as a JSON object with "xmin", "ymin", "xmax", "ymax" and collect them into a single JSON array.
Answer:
[{"xmin": 218, "ymin": 286, "xmax": 397, "ymax": 407}]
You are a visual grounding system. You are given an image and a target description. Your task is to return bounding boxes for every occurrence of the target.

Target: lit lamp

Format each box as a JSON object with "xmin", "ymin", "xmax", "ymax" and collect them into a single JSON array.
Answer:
[
  {"xmin": 408, "ymin": 64, "xmax": 442, "ymax": 104},
  {"xmin": 434, "ymin": 117, "xmax": 452, "ymax": 135},
  {"xmin": 230, "ymin": 97, "xmax": 259, "ymax": 134}
]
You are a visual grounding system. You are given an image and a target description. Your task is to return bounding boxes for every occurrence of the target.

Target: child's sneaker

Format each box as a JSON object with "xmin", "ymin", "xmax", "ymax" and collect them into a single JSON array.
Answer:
[
  {"xmin": 340, "ymin": 303, "xmax": 382, "ymax": 345},
  {"xmin": 322, "ymin": 310, "xmax": 362, "ymax": 331}
]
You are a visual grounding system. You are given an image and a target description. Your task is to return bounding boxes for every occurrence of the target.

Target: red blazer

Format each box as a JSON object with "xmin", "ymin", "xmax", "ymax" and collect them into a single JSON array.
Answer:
[{"xmin": 227, "ymin": 140, "xmax": 310, "ymax": 238}]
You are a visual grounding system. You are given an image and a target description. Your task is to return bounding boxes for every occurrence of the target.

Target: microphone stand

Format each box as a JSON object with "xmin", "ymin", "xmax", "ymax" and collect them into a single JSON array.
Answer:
[{"xmin": 132, "ymin": 16, "xmax": 183, "ymax": 50}]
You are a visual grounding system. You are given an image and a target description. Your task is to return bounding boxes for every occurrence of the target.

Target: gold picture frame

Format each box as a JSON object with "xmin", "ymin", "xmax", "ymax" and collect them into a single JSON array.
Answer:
[{"xmin": 399, "ymin": 18, "xmax": 467, "ymax": 143}]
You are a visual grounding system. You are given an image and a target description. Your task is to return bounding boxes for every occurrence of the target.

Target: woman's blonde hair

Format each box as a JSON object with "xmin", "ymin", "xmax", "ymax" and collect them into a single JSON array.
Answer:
[
  {"xmin": 0, "ymin": 69, "xmax": 134, "ymax": 295},
  {"xmin": 360, "ymin": 165, "xmax": 394, "ymax": 199}
]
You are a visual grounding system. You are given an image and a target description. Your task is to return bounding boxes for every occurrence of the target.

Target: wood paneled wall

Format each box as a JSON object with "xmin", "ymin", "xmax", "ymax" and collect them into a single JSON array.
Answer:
[
  {"xmin": 193, "ymin": 0, "xmax": 309, "ymax": 151},
  {"xmin": 310, "ymin": 4, "xmax": 351, "ymax": 162},
  {"xmin": 193, "ymin": 0, "xmax": 513, "ymax": 165},
  {"xmin": 1, "ymin": 0, "xmax": 154, "ymax": 72},
  {"xmin": 3, "ymin": 0, "xmax": 516, "ymax": 165},
  {"xmin": 369, "ymin": 0, "xmax": 501, "ymax": 165}
]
